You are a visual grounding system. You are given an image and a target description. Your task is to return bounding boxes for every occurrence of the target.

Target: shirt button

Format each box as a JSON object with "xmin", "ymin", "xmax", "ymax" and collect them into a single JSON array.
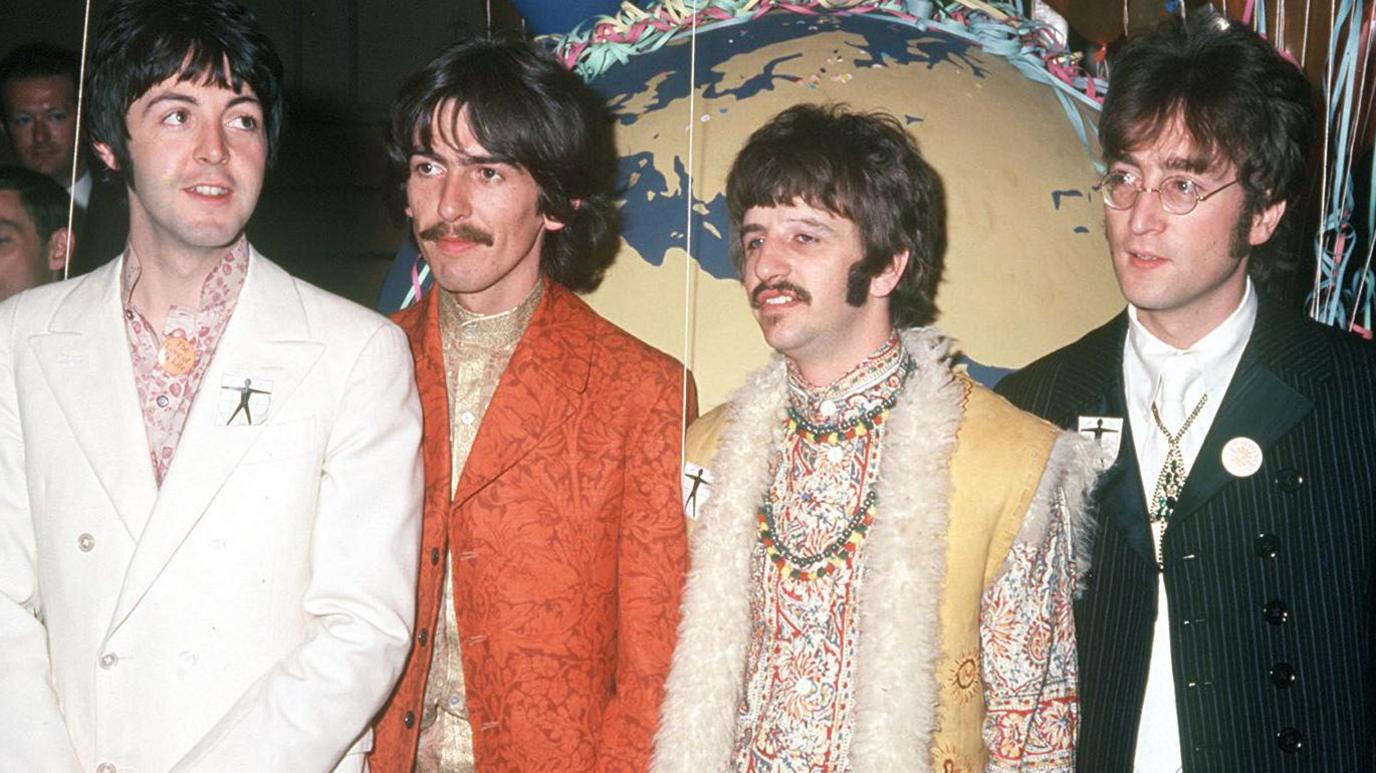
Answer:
[
  {"xmin": 77, "ymin": 533, "xmax": 95, "ymax": 552},
  {"xmin": 1263, "ymin": 599, "xmax": 1290, "ymax": 626},
  {"xmin": 403, "ymin": 710, "xmax": 415, "ymax": 728},
  {"xmin": 123, "ymin": 310, "xmax": 134, "ymax": 320},
  {"xmin": 418, "ymin": 628, "xmax": 429, "ymax": 647},
  {"xmin": 819, "ymin": 400, "xmax": 837, "ymax": 416},
  {"xmin": 460, "ymin": 411, "xmax": 476, "ymax": 425},
  {"xmin": 99, "ymin": 652, "xmax": 119, "ymax": 669},
  {"xmin": 1254, "ymin": 533, "xmax": 1280, "ymax": 559},
  {"xmin": 448, "ymin": 694, "xmax": 462, "ymax": 709},
  {"xmin": 430, "ymin": 547, "xmax": 441, "ymax": 565},
  {"xmin": 156, "ymin": 395, "xmax": 169, "ymax": 408},
  {"xmin": 97, "ymin": 763, "xmax": 117, "ymax": 773}
]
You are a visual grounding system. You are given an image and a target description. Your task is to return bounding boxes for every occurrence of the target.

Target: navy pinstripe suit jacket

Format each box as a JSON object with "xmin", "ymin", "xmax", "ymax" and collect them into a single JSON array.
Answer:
[{"xmin": 997, "ymin": 299, "xmax": 1376, "ymax": 772}]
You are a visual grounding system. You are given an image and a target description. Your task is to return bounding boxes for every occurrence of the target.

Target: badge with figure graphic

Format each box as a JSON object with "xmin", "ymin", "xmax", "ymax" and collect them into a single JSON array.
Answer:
[
  {"xmin": 682, "ymin": 462, "xmax": 714, "ymax": 521},
  {"xmin": 219, "ymin": 375, "xmax": 273, "ymax": 426},
  {"xmin": 1077, "ymin": 415, "xmax": 1123, "ymax": 467}
]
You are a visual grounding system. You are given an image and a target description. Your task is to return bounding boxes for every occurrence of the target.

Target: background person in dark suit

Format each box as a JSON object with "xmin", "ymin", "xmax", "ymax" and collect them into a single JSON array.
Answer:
[{"xmin": 997, "ymin": 10, "xmax": 1375, "ymax": 773}]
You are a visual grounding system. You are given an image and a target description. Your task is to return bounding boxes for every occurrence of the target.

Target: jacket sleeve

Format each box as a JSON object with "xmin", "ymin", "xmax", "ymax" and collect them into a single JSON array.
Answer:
[
  {"xmin": 0, "ymin": 298, "xmax": 85, "ymax": 772},
  {"xmin": 594, "ymin": 368, "xmax": 695, "ymax": 773},
  {"xmin": 171, "ymin": 322, "xmax": 424, "ymax": 773},
  {"xmin": 980, "ymin": 432, "xmax": 1096, "ymax": 773}
]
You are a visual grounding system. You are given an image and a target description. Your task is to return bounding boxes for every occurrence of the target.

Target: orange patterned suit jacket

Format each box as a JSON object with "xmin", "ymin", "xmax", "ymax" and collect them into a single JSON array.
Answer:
[{"xmin": 371, "ymin": 279, "xmax": 695, "ymax": 772}]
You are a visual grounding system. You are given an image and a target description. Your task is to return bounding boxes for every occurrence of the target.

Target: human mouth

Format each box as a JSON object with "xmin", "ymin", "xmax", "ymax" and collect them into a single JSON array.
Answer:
[
  {"xmin": 186, "ymin": 184, "xmax": 231, "ymax": 199},
  {"xmin": 751, "ymin": 282, "xmax": 811, "ymax": 309}
]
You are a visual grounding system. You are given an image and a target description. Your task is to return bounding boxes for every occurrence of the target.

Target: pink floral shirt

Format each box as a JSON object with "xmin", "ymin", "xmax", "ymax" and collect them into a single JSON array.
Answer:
[{"xmin": 121, "ymin": 240, "xmax": 249, "ymax": 485}]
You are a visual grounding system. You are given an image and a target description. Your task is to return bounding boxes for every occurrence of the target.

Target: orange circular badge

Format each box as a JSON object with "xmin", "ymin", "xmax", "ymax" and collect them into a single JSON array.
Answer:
[{"xmin": 157, "ymin": 335, "xmax": 197, "ymax": 376}]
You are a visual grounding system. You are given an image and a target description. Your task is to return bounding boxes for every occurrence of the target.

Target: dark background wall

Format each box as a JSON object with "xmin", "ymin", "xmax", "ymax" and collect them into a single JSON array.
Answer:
[{"xmin": 1, "ymin": 0, "xmax": 524, "ymax": 306}]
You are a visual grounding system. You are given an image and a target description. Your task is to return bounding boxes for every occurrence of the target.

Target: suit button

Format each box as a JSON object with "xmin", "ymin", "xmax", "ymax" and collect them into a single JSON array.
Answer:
[
  {"xmin": 403, "ymin": 710, "xmax": 415, "ymax": 728},
  {"xmin": 1274, "ymin": 468, "xmax": 1304, "ymax": 492},
  {"xmin": 77, "ymin": 533, "xmax": 95, "ymax": 552},
  {"xmin": 97, "ymin": 763, "xmax": 117, "ymax": 773},
  {"xmin": 418, "ymin": 628, "xmax": 429, "ymax": 647},
  {"xmin": 1263, "ymin": 599, "xmax": 1289, "ymax": 625},
  {"xmin": 430, "ymin": 547, "xmax": 441, "ymax": 565},
  {"xmin": 99, "ymin": 652, "xmax": 119, "ymax": 669},
  {"xmin": 1269, "ymin": 662, "xmax": 1296, "ymax": 688},
  {"xmin": 1277, "ymin": 727, "xmax": 1304, "ymax": 753},
  {"xmin": 1254, "ymin": 533, "xmax": 1280, "ymax": 559}
]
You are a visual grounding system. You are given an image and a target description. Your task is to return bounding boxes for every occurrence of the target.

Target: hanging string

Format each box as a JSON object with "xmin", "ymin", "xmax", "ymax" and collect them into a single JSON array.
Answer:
[
  {"xmin": 65, "ymin": 0, "xmax": 96, "ymax": 280},
  {"xmin": 679, "ymin": 0, "xmax": 702, "ymax": 469}
]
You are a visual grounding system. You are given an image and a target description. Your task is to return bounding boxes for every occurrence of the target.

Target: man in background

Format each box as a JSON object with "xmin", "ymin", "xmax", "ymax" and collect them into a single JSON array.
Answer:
[
  {"xmin": 0, "ymin": 42, "xmax": 125, "ymax": 275},
  {"xmin": 0, "ymin": 164, "xmax": 69, "ymax": 300},
  {"xmin": 998, "ymin": 11, "xmax": 1376, "ymax": 770}
]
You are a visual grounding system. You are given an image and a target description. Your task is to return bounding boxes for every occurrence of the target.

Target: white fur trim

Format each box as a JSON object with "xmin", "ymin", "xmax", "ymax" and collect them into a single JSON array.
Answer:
[{"xmin": 991, "ymin": 430, "xmax": 1101, "ymax": 597}]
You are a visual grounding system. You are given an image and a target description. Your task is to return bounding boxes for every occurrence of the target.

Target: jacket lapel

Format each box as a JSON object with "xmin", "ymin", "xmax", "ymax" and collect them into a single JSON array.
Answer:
[
  {"xmin": 1172, "ymin": 300, "xmax": 1321, "ymax": 520},
  {"xmin": 452, "ymin": 281, "xmax": 589, "ymax": 507},
  {"xmin": 108, "ymin": 251, "xmax": 323, "ymax": 634},
  {"xmin": 1059, "ymin": 314, "xmax": 1157, "ymax": 565},
  {"xmin": 28, "ymin": 259, "xmax": 156, "ymax": 541}
]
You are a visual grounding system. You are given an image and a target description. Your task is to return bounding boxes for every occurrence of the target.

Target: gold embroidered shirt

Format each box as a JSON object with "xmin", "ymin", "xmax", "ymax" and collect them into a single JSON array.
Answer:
[{"xmin": 416, "ymin": 280, "xmax": 543, "ymax": 773}]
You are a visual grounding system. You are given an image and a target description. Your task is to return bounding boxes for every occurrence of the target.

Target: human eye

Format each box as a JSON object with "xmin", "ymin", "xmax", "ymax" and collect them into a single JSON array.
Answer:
[
  {"xmin": 743, "ymin": 235, "xmax": 764, "ymax": 253},
  {"xmin": 228, "ymin": 113, "xmax": 260, "ymax": 131},
  {"xmin": 411, "ymin": 158, "xmax": 442, "ymax": 177},
  {"xmin": 476, "ymin": 166, "xmax": 504, "ymax": 183},
  {"xmin": 161, "ymin": 109, "xmax": 189, "ymax": 126},
  {"xmin": 1163, "ymin": 177, "xmax": 1199, "ymax": 196}
]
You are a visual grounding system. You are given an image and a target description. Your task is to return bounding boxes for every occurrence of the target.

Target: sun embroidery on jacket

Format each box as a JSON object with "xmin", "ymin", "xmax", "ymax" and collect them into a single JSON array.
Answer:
[{"xmin": 946, "ymin": 649, "xmax": 982, "ymax": 703}]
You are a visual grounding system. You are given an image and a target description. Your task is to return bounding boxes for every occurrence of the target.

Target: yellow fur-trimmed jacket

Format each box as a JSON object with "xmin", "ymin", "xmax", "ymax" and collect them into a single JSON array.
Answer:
[{"xmin": 655, "ymin": 328, "xmax": 1099, "ymax": 772}]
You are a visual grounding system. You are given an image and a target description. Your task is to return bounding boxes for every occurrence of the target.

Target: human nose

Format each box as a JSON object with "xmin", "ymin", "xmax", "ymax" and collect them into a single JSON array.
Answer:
[
  {"xmin": 195, "ymin": 123, "xmax": 228, "ymax": 165},
  {"xmin": 32, "ymin": 117, "xmax": 51, "ymax": 143},
  {"xmin": 1127, "ymin": 183, "xmax": 1166, "ymax": 234},
  {"xmin": 437, "ymin": 174, "xmax": 470, "ymax": 222},
  {"xmin": 750, "ymin": 237, "xmax": 787, "ymax": 284}
]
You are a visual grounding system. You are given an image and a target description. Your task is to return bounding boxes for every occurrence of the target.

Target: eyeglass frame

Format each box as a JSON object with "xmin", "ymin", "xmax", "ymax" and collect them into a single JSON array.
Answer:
[{"xmin": 1098, "ymin": 170, "xmax": 1240, "ymax": 215}]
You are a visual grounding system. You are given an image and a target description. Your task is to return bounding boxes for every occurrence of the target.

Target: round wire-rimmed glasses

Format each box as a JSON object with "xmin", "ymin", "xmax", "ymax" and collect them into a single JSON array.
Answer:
[{"xmin": 1099, "ymin": 171, "xmax": 1239, "ymax": 215}]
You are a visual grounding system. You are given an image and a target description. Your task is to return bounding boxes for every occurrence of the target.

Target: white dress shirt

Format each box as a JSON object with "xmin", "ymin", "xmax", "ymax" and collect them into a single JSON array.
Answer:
[
  {"xmin": 67, "ymin": 170, "xmax": 92, "ymax": 210},
  {"xmin": 1123, "ymin": 280, "xmax": 1257, "ymax": 772}
]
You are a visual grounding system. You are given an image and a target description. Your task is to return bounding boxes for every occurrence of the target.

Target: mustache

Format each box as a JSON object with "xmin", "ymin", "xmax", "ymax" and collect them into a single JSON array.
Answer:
[
  {"xmin": 750, "ymin": 281, "xmax": 811, "ymax": 308},
  {"xmin": 417, "ymin": 222, "xmax": 495, "ymax": 246}
]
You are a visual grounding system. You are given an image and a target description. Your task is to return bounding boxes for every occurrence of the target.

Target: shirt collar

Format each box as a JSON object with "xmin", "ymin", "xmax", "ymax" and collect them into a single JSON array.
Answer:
[
  {"xmin": 1126, "ymin": 278, "xmax": 1257, "ymax": 405},
  {"xmin": 439, "ymin": 276, "xmax": 544, "ymax": 350},
  {"xmin": 786, "ymin": 332, "xmax": 908, "ymax": 426},
  {"xmin": 121, "ymin": 236, "xmax": 251, "ymax": 316}
]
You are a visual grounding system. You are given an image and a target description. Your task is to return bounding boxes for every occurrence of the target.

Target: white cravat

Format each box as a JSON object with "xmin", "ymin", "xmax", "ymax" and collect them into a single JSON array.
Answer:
[{"xmin": 1123, "ymin": 281, "xmax": 1257, "ymax": 772}]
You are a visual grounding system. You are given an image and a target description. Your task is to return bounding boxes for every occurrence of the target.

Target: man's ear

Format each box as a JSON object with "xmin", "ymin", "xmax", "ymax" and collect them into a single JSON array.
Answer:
[
  {"xmin": 1248, "ymin": 198, "xmax": 1286, "ymax": 247},
  {"xmin": 869, "ymin": 250, "xmax": 910, "ymax": 299},
  {"xmin": 93, "ymin": 141, "xmax": 119, "ymax": 172},
  {"xmin": 542, "ymin": 198, "xmax": 579, "ymax": 233},
  {"xmin": 46, "ymin": 227, "xmax": 71, "ymax": 273}
]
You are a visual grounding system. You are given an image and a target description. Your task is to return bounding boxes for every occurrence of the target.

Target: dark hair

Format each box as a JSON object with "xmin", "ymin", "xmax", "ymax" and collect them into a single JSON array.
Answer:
[
  {"xmin": 85, "ymin": 0, "xmax": 285, "ymax": 181},
  {"xmin": 726, "ymin": 103, "xmax": 945, "ymax": 328},
  {"xmin": 387, "ymin": 37, "xmax": 619, "ymax": 293},
  {"xmin": 1101, "ymin": 9, "xmax": 1316, "ymax": 282},
  {"xmin": 0, "ymin": 164, "xmax": 70, "ymax": 243},
  {"xmin": 0, "ymin": 43, "xmax": 80, "ymax": 97}
]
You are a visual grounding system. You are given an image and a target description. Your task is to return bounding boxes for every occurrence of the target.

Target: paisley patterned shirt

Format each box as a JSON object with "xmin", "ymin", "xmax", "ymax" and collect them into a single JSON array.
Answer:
[
  {"xmin": 121, "ymin": 240, "xmax": 248, "ymax": 486},
  {"xmin": 732, "ymin": 335, "xmax": 907, "ymax": 772}
]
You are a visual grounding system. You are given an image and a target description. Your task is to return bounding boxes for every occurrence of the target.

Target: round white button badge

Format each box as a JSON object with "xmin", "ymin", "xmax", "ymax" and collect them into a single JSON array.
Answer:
[{"xmin": 1222, "ymin": 437, "xmax": 1263, "ymax": 478}]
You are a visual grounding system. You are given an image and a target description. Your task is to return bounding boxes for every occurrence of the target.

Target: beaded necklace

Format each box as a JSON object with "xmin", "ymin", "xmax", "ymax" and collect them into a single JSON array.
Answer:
[{"xmin": 758, "ymin": 354, "xmax": 915, "ymax": 581}]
